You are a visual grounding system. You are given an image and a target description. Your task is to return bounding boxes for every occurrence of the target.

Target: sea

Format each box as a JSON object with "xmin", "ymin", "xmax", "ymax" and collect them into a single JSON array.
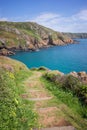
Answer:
[{"xmin": 10, "ymin": 39, "xmax": 87, "ymax": 74}]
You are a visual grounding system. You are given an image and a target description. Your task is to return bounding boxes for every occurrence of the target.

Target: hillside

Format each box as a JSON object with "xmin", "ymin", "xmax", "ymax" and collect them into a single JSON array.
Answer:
[
  {"xmin": 0, "ymin": 56, "xmax": 87, "ymax": 130},
  {"xmin": 0, "ymin": 21, "xmax": 73, "ymax": 55},
  {"xmin": 63, "ymin": 33, "xmax": 87, "ymax": 39}
]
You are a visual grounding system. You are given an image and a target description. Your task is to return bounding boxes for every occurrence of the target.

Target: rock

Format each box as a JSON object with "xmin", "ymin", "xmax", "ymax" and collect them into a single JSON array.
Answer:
[
  {"xmin": 77, "ymin": 71, "xmax": 87, "ymax": 83},
  {"xmin": 53, "ymin": 70, "xmax": 64, "ymax": 76},
  {"xmin": 0, "ymin": 48, "xmax": 15, "ymax": 56},
  {"xmin": 78, "ymin": 71, "xmax": 86, "ymax": 77},
  {"xmin": 2, "ymin": 64, "xmax": 14, "ymax": 72},
  {"xmin": 0, "ymin": 21, "xmax": 74, "ymax": 56},
  {"xmin": 69, "ymin": 71, "xmax": 78, "ymax": 78},
  {"xmin": 69, "ymin": 71, "xmax": 87, "ymax": 83},
  {"xmin": 38, "ymin": 66, "xmax": 49, "ymax": 71},
  {"xmin": 0, "ymin": 38, "xmax": 6, "ymax": 45}
]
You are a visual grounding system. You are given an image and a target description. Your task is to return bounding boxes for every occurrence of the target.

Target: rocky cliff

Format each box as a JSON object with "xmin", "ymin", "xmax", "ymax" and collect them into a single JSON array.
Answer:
[
  {"xmin": 63, "ymin": 33, "xmax": 87, "ymax": 39},
  {"xmin": 0, "ymin": 21, "xmax": 73, "ymax": 55}
]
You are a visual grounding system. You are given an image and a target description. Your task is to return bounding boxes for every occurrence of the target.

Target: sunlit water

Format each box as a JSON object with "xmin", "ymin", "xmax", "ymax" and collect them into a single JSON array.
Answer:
[{"xmin": 10, "ymin": 39, "xmax": 87, "ymax": 73}]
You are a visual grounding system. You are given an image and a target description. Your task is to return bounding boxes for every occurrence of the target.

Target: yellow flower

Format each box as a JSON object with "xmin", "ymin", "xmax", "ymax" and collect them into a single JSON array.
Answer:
[
  {"xmin": 9, "ymin": 72, "xmax": 15, "ymax": 79},
  {"xmin": 11, "ymin": 111, "xmax": 16, "ymax": 117},
  {"xmin": 14, "ymin": 98, "xmax": 18, "ymax": 105},
  {"xmin": 6, "ymin": 72, "xmax": 15, "ymax": 79}
]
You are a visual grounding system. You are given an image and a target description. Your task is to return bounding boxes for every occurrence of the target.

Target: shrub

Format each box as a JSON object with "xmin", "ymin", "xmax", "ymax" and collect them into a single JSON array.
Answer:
[
  {"xmin": 62, "ymin": 75, "xmax": 87, "ymax": 106},
  {"xmin": 62, "ymin": 75, "xmax": 81, "ymax": 93},
  {"xmin": 43, "ymin": 72, "xmax": 87, "ymax": 117},
  {"xmin": 44, "ymin": 71, "xmax": 62, "ymax": 83}
]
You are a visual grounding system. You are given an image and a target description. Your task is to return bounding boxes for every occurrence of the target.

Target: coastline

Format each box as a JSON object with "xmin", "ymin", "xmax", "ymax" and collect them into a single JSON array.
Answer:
[{"xmin": 0, "ymin": 39, "xmax": 78, "ymax": 56}]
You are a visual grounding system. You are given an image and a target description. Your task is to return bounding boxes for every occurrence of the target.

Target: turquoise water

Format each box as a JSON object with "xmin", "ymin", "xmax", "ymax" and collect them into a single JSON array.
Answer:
[{"xmin": 10, "ymin": 39, "xmax": 87, "ymax": 73}]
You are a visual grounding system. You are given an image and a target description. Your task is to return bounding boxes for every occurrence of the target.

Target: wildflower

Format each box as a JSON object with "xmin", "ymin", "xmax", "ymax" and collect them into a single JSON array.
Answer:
[{"xmin": 14, "ymin": 98, "xmax": 18, "ymax": 105}]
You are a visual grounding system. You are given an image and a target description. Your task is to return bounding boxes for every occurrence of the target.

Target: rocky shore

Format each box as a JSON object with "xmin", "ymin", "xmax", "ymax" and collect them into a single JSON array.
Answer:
[
  {"xmin": 0, "ymin": 37, "xmax": 76, "ymax": 56},
  {"xmin": 0, "ymin": 21, "xmax": 75, "ymax": 56}
]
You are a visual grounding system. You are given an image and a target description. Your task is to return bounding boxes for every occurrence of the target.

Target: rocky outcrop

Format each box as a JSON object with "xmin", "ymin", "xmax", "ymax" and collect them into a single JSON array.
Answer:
[
  {"xmin": 69, "ymin": 71, "xmax": 87, "ymax": 83},
  {"xmin": 63, "ymin": 33, "xmax": 87, "ymax": 39},
  {"xmin": 0, "ymin": 48, "xmax": 15, "ymax": 56},
  {"xmin": 0, "ymin": 21, "xmax": 75, "ymax": 55},
  {"xmin": 45, "ymin": 69, "xmax": 87, "ymax": 84}
]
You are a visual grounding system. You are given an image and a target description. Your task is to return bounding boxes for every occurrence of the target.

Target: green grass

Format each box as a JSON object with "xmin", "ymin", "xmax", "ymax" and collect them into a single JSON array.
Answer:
[
  {"xmin": 0, "ymin": 57, "xmax": 38, "ymax": 130},
  {"xmin": 21, "ymin": 29, "xmax": 41, "ymax": 40},
  {"xmin": 41, "ymin": 77, "xmax": 87, "ymax": 130}
]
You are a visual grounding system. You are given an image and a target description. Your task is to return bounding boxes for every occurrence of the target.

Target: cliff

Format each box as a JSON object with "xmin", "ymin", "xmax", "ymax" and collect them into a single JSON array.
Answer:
[
  {"xmin": 0, "ymin": 21, "xmax": 73, "ymax": 55},
  {"xmin": 63, "ymin": 33, "xmax": 87, "ymax": 39}
]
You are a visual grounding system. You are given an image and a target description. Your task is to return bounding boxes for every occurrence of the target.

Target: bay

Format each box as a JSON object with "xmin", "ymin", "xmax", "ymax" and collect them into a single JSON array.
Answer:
[{"xmin": 10, "ymin": 39, "xmax": 87, "ymax": 73}]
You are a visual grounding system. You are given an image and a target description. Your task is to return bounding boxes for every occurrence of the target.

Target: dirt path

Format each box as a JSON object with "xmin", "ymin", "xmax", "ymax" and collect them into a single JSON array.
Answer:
[{"xmin": 23, "ymin": 71, "xmax": 76, "ymax": 130}]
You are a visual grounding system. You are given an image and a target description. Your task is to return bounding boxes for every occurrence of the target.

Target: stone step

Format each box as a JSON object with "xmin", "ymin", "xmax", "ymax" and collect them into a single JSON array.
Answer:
[
  {"xmin": 34, "ymin": 126, "xmax": 76, "ymax": 130},
  {"xmin": 27, "ymin": 97, "xmax": 53, "ymax": 101},
  {"xmin": 38, "ymin": 107, "xmax": 57, "ymax": 111},
  {"xmin": 28, "ymin": 90, "xmax": 51, "ymax": 98},
  {"xmin": 29, "ymin": 89, "xmax": 41, "ymax": 92}
]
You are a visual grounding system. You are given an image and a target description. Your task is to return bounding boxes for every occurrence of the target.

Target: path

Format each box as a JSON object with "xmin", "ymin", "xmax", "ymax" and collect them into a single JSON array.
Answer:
[{"xmin": 22, "ymin": 71, "xmax": 76, "ymax": 130}]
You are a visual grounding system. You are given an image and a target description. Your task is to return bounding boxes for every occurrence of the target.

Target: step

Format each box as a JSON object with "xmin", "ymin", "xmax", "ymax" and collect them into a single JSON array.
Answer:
[
  {"xmin": 27, "ymin": 97, "xmax": 53, "ymax": 101},
  {"xmin": 39, "ymin": 126, "xmax": 76, "ymax": 130},
  {"xmin": 29, "ymin": 89, "xmax": 41, "ymax": 92},
  {"xmin": 38, "ymin": 107, "xmax": 57, "ymax": 111},
  {"xmin": 29, "ymin": 90, "xmax": 51, "ymax": 98}
]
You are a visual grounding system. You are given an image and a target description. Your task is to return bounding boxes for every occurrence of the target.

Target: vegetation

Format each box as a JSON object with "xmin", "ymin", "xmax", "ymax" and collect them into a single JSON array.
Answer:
[
  {"xmin": 41, "ymin": 78, "xmax": 87, "ymax": 129},
  {"xmin": 0, "ymin": 21, "xmax": 73, "ymax": 54},
  {"xmin": 0, "ymin": 56, "xmax": 38, "ymax": 130},
  {"xmin": 0, "ymin": 56, "xmax": 87, "ymax": 129},
  {"xmin": 63, "ymin": 33, "xmax": 87, "ymax": 39},
  {"xmin": 43, "ymin": 71, "xmax": 87, "ymax": 118}
]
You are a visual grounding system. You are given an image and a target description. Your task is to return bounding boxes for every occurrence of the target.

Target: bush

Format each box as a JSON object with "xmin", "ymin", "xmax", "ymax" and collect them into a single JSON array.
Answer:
[
  {"xmin": 62, "ymin": 75, "xmax": 81, "ymax": 93},
  {"xmin": 43, "ymin": 72, "xmax": 87, "ymax": 117},
  {"xmin": 44, "ymin": 71, "xmax": 62, "ymax": 83},
  {"xmin": 62, "ymin": 75, "xmax": 87, "ymax": 105}
]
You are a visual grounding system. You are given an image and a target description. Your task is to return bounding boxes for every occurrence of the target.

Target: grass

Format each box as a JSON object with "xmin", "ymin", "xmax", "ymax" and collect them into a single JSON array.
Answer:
[
  {"xmin": 0, "ymin": 57, "xmax": 38, "ymax": 130},
  {"xmin": 41, "ymin": 77, "xmax": 87, "ymax": 130},
  {"xmin": 21, "ymin": 29, "xmax": 41, "ymax": 40},
  {"xmin": 0, "ymin": 56, "xmax": 87, "ymax": 129}
]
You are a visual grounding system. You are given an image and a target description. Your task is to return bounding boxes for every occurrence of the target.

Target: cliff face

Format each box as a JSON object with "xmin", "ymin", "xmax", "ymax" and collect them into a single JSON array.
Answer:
[
  {"xmin": 0, "ymin": 21, "xmax": 73, "ymax": 55},
  {"xmin": 63, "ymin": 33, "xmax": 87, "ymax": 39}
]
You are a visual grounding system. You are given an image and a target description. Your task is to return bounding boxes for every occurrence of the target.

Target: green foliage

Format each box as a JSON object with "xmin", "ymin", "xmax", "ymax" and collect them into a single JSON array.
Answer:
[
  {"xmin": 41, "ymin": 77, "xmax": 82, "ymax": 114},
  {"xmin": 62, "ymin": 75, "xmax": 81, "ymax": 93},
  {"xmin": 21, "ymin": 29, "xmax": 41, "ymax": 40},
  {"xmin": 0, "ymin": 68, "xmax": 37, "ymax": 130},
  {"xmin": 43, "ymin": 73, "xmax": 87, "ymax": 118},
  {"xmin": 41, "ymin": 77, "xmax": 87, "ymax": 130},
  {"xmin": 62, "ymin": 75, "xmax": 87, "ymax": 107},
  {"xmin": 44, "ymin": 71, "xmax": 62, "ymax": 83},
  {"xmin": 0, "ymin": 21, "xmax": 73, "ymax": 50}
]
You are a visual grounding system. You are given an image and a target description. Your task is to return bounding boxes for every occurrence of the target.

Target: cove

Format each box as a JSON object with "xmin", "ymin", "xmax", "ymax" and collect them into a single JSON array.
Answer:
[{"xmin": 10, "ymin": 39, "xmax": 87, "ymax": 74}]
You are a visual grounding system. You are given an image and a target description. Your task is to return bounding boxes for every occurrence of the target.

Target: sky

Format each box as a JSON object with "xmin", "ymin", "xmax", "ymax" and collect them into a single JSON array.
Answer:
[{"xmin": 0, "ymin": 0, "xmax": 87, "ymax": 32}]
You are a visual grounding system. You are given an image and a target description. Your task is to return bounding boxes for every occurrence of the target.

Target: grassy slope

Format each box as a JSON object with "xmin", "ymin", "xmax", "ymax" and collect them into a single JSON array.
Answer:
[
  {"xmin": 0, "ymin": 57, "xmax": 87, "ymax": 130},
  {"xmin": 41, "ymin": 77, "xmax": 87, "ymax": 130},
  {"xmin": 0, "ymin": 56, "xmax": 38, "ymax": 130},
  {"xmin": 63, "ymin": 33, "xmax": 87, "ymax": 39},
  {"xmin": 0, "ymin": 21, "xmax": 71, "ymax": 49}
]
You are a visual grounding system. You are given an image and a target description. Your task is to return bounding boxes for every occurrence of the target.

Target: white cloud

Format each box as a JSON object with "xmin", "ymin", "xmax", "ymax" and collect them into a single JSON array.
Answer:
[
  {"xmin": 33, "ymin": 13, "xmax": 60, "ymax": 22},
  {"xmin": 0, "ymin": 17, "xmax": 8, "ymax": 21},
  {"xmin": 0, "ymin": 9, "xmax": 87, "ymax": 32},
  {"xmin": 30, "ymin": 9, "xmax": 87, "ymax": 32},
  {"xmin": 74, "ymin": 9, "xmax": 87, "ymax": 21}
]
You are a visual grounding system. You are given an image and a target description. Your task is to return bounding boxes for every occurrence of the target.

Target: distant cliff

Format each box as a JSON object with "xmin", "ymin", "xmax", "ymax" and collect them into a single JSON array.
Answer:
[
  {"xmin": 0, "ymin": 21, "xmax": 73, "ymax": 55},
  {"xmin": 62, "ymin": 33, "xmax": 87, "ymax": 39}
]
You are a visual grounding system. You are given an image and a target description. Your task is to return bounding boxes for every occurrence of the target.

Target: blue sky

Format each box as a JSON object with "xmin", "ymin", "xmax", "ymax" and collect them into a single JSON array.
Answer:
[{"xmin": 0, "ymin": 0, "xmax": 87, "ymax": 32}]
